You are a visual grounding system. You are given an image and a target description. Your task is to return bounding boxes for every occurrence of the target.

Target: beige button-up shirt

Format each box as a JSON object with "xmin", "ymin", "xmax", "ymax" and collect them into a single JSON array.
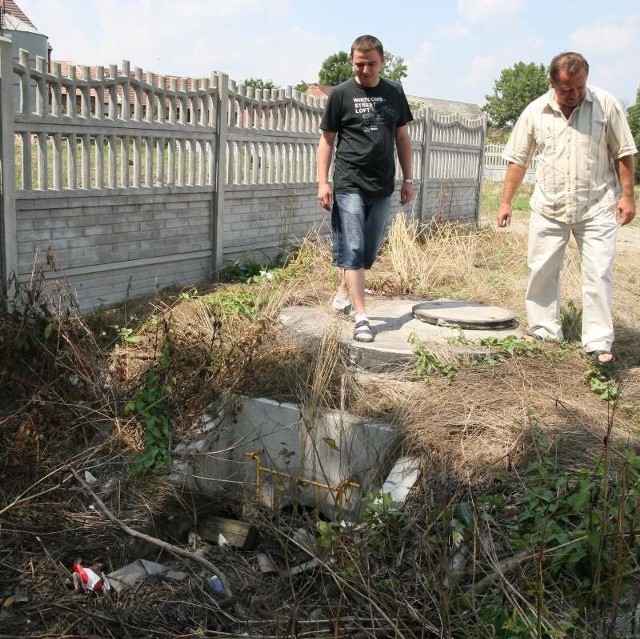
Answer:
[{"xmin": 503, "ymin": 85, "xmax": 637, "ymax": 223}]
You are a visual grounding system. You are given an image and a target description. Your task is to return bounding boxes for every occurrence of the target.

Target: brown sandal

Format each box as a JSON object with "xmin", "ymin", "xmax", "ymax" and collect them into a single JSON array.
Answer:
[{"xmin": 588, "ymin": 350, "xmax": 615, "ymax": 367}]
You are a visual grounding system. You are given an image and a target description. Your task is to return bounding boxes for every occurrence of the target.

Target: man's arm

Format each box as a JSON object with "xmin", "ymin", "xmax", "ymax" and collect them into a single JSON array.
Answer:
[
  {"xmin": 317, "ymin": 130, "xmax": 336, "ymax": 211},
  {"xmin": 497, "ymin": 162, "xmax": 528, "ymax": 227},
  {"xmin": 614, "ymin": 155, "xmax": 637, "ymax": 226},
  {"xmin": 395, "ymin": 125, "xmax": 414, "ymax": 205}
]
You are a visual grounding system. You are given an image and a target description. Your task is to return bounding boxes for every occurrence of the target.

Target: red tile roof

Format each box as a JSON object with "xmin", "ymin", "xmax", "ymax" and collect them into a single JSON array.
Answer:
[{"xmin": 1, "ymin": 0, "xmax": 38, "ymax": 30}]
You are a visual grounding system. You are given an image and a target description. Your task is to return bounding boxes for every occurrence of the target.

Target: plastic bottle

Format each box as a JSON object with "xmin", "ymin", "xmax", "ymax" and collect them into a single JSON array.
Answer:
[{"xmin": 206, "ymin": 575, "xmax": 226, "ymax": 597}]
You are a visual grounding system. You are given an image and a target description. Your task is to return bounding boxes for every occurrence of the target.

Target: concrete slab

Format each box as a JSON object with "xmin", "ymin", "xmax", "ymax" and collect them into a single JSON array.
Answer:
[
  {"xmin": 413, "ymin": 300, "xmax": 516, "ymax": 329},
  {"xmin": 279, "ymin": 298, "xmax": 524, "ymax": 372}
]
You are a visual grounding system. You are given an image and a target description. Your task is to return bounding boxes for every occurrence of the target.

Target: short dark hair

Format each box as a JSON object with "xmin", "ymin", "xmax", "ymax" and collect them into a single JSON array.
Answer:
[
  {"xmin": 350, "ymin": 35, "xmax": 384, "ymax": 59},
  {"xmin": 549, "ymin": 52, "xmax": 589, "ymax": 83}
]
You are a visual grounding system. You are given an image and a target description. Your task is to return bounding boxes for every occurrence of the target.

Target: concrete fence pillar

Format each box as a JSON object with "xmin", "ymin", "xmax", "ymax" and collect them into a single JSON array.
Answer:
[
  {"xmin": 0, "ymin": 37, "xmax": 17, "ymax": 294},
  {"xmin": 418, "ymin": 107, "xmax": 433, "ymax": 224},
  {"xmin": 212, "ymin": 71, "xmax": 229, "ymax": 273}
]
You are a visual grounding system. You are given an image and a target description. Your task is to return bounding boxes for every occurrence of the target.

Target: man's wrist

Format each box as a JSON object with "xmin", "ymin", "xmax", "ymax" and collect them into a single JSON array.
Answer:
[{"xmin": 403, "ymin": 178, "xmax": 413, "ymax": 184}]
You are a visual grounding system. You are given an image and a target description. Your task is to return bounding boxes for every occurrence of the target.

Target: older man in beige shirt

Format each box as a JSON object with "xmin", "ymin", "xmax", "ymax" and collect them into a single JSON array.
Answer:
[{"xmin": 497, "ymin": 51, "xmax": 637, "ymax": 366}]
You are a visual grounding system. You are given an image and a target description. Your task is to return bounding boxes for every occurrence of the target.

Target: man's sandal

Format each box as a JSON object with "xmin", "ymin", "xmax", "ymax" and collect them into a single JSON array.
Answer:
[
  {"xmin": 588, "ymin": 350, "xmax": 615, "ymax": 367},
  {"xmin": 353, "ymin": 319, "xmax": 374, "ymax": 343}
]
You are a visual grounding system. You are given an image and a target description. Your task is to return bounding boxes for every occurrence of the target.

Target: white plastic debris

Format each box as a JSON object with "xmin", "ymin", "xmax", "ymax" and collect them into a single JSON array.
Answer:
[
  {"xmin": 106, "ymin": 559, "xmax": 188, "ymax": 593},
  {"xmin": 381, "ymin": 456, "xmax": 421, "ymax": 505}
]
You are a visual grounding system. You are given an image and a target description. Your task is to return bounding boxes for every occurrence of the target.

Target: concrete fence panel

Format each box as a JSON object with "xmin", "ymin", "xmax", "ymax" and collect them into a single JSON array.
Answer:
[{"xmin": 0, "ymin": 43, "xmax": 487, "ymax": 311}]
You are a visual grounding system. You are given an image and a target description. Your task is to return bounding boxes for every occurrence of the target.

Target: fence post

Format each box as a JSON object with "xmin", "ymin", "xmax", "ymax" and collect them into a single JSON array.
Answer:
[
  {"xmin": 475, "ymin": 116, "xmax": 488, "ymax": 225},
  {"xmin": 418, "ymin": 107, "xmax": 432, "ymax": 223},
  {"xmin": 0, "ymin": 37, "xmax": 17, "ymax": 297},
  {"xmin": 212, "ymin": 71, "xmax": 228, "ymax": 273}
]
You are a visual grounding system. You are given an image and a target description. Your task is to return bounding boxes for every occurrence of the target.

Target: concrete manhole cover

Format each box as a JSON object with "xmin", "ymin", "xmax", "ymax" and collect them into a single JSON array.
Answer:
[{"xmin": 412, "ymin": 299, "xmax": 517, "ymax": 330}]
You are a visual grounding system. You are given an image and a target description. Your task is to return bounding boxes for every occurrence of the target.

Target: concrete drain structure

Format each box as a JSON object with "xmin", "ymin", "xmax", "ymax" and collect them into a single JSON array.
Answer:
[
  {"xmin": 171, "ymin": 396, "xmax": 401, "ymax": 519},
  {"xmin": 171, "ymin": 300, "xmax": 518, "ymax": 518}
]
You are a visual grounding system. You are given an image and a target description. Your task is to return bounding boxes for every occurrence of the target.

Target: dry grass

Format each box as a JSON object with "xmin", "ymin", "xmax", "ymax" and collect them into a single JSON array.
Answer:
[{"xmin": 1, "ymin": 203, "xmax": 640, "ymax": 637}]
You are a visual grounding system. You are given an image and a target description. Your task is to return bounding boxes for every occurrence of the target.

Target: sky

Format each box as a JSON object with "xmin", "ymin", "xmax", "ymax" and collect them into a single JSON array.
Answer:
[{"xmin": 16, "ymin": 0, "xmax": 640, "ymax": 108}]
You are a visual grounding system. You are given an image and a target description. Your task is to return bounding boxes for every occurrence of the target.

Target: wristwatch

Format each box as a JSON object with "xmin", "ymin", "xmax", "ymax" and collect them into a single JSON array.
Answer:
[{"xmin": 403, "ymin": 179, "xmax": 413, "ymax": 184}]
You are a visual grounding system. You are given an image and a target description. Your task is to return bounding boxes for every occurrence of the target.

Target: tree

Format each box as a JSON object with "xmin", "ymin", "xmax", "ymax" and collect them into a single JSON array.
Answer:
[
  {"xmin": 294, "ymin": 81, "xmax": 309, "ymax": 93},
  {"xmin": 627, "ymin": 86, "xmax": 640, "ymax": 183},
  {"xmin": 318, "ymin": 51, "xmax": 352, "ymax": 86},
  {"xmin": 483, "ymin": 62, "xmax": 548, "ymax": 128},
  {"xmin": 381, "ymin": 52, "xmax": 407, "ymax": 82},
  {"xmin": 243, "ymin": 78, "xmax": 280, "ymax": 91},
  {"xmin": 318, "ymin": 50, "xmax": 408, "ymax": 86}
]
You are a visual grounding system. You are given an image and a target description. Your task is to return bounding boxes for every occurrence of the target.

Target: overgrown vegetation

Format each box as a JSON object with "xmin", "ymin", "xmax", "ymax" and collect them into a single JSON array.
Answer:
[{"xmin": 1, "ymin": 190, "xmax": 639, "ymax": 637}]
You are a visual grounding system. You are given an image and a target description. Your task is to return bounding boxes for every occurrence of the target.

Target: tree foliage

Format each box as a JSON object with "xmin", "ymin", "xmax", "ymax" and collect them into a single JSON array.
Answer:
[
  {"xmin": 483, "ymin": 62, "xmax": 548, "ymax": 128},
  {"xmin": 294, "ymin": 81, "xmax": 309, "ymax": 94},
  {"xmin": 627, "ymin": 86, "xmax": 640, "ymax": 183},
  {"xmin": 318, "ymin": 50, "xmax": 408, "ymax": 86},
  {"xmin": 318, "ymin": 51, "xmax": 352, "ymax": 86},
  {"xmin": 382, "ymin": 52, "xmax": 408, "ymax": 82},
  {"xmin": 243, "ymin": 77, "xmax": 280, "ymax": 91}
]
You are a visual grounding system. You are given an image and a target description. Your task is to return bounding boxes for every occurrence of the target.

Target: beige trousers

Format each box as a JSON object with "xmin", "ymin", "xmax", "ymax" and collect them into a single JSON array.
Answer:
[{"xmin": 526, "ymin": 208, "xmax": 618, "ymax": 352}]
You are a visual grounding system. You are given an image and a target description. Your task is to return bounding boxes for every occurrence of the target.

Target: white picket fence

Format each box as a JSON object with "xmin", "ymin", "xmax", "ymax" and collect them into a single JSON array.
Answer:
[{"xmin": 482, "ymin": 142, "xmax": 537, "ymax": 183}]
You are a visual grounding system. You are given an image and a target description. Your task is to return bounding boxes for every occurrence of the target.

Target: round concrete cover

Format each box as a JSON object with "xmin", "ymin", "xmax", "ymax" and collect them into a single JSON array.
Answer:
[{"xmin": 412, "ymin": 299, "xmax": 517, "ymax": 329}]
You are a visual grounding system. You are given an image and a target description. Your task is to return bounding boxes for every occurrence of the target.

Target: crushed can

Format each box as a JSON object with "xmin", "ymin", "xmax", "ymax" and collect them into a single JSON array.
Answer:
[{"xmin": 72, "ymin": 559, "xmax": 111, "ymax": 593}]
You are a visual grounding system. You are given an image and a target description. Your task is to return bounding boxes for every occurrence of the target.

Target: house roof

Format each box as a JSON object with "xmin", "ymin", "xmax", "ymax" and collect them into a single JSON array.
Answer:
[
  {"xmin": 1, "ymin": 0, "xmax": 40, "ymax": 33},
  {"xmin": 304, "ymin": 83, "xmax": 483, "ymax": 120},
  {"xmin": 305, "ymin": 84, "xmax": 331, "ymax": 100},
  {"xmin": 406, "ymin": 94, "xmax": 483, "ymax": 120}
]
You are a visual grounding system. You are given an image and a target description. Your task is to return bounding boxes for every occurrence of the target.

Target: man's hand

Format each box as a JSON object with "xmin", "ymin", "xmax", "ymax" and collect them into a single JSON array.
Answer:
[
  {"xmin": 496, "ymin": 203, "xmax": 513, "ymax": 228},
  {"xmin": 317, "ymin": 183, "xmax": 333, "ymax": 211},
  {"xmin": 616, "ymin": 194, "xmax": 636, "ymax": 226},
  {"xmin": 400, "ymin": 182, "xmax": 414, "ymax": 206}
]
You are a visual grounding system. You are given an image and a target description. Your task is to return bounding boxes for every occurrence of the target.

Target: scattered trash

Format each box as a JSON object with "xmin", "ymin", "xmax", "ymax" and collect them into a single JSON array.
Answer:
[
  {"xmin": 72, "ymin": 559, "xmax": 111, "ymax": 593},
  {"xmin": 288, "ymin": 557, "xmax": 321, "ymax": 576},
  {"xmin": 106, "ymin": 559, "xmax": 188, "ymax": 593},
  {"xmin": 204, "ymin": 574, "xmax": 235, "ymax": 609},
  {"xmin": 256, "ymin": 552, "xmax": 277, "ymax": 574},
  {"xmin": 381, "ymin": 456, "xmax": 421, "ymax": 506},
  {"xmin": 198, "ymin": 516, "xmax": 257, "ymax": 551},
  {"xmin": 84, "ymin": 471, "xmax": 98, "ymax": 485},
  {"xmin": 206, "ymin": 575, "xmax": 226, "ymax": 597}
]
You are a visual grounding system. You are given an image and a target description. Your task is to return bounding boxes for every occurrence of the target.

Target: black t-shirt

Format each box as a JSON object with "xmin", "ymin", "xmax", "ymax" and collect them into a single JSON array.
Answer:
[{"xmin": 320, "ymin": 77, "xmax": 413, "ymax": 197}]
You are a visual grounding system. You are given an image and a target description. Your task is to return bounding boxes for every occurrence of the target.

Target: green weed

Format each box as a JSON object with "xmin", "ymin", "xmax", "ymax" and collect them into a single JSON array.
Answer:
[
  {"xmin": 125, "ymin": 345, "xmax": 175, "ymax": 475},
  {"xmin": 410, "ymin": 332, "xmax": 458, "ymax": 378},
  {"xmin": 202, "ymin": 289, "xmax": 264, "ymax": 318},
  {"xmin": 110, "ymin": 324, "xmax": 141, "ymax": 344},
  {"xmin": 585, "ymin": 367, "xmax": 620, "ymax": 403}
]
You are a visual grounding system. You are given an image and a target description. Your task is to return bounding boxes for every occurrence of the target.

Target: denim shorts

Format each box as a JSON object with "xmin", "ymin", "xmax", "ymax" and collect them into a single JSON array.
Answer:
[{"xmin": 331, "ymin": 192, "xmax": 392, "ymax": 270}]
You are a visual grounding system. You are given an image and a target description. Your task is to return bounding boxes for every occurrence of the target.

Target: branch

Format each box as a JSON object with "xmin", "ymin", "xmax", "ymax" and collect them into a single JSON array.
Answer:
[{"xmin": 466, "ymin": 549, "xmax": 534, "ymax": 595}]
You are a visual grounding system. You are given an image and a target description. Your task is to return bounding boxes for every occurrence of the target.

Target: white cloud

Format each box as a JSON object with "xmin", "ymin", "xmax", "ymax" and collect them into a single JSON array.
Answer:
[
  {"xmin": 461, "ymin": 54, "xmax": 499, "ymax": 89},
  {"xmin": 457, "ymin": 0, "xmax": 524, "ymax": 24},
  {"xmin": 438, "ymin": 22, "xmax": 471, "ymax": 38},
  {"xmin": 403, "ymin": 42, "xmax": 436, "ymax": 96},
  {"xmin": 570, "ymin": 18, "xmax": 638, "ymax": 54}
]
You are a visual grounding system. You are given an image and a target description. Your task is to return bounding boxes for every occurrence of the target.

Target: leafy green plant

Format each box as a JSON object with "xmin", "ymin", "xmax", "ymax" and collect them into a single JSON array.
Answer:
[
  {"xmin": 560, "ymin": 299, "xmax": 582, "ymax": 342},
  {"xmin": 480, "ymin": 426, "xmax": 640, "ymax": 593},
  {"xmin": 316, "ymin": 519, "xmax": 341, "ymax": 549},
  {"xmin": 202, "ymin": 289, "xmax": 264, "ymax": 318},
  {"xmin": 410, "ymin": 332, "xmax": 458, "ymax": 378},
  {"xmin": 221, "ymin": 258, "xmax": 266, "ymax": 283},
  {"xmin": 110, "ymin": 324, "xmax": 141, "ymax": 344},
  {"xmin": 474, "ymin": 334, "xmax": 545, "ymax": 363},
  {"xmin": 125, "ymin": 345, "xmax": 175, "ymax": 474},
  {"xmin": 585, "ymin": 367, "xmax": 620, "ymax": 403}
]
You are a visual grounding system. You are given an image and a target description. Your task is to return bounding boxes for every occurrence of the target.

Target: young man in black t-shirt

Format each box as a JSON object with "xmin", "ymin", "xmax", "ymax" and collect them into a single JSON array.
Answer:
[{"xmin": 317, "ymin": 34, "xmax": 414, "ymax": 342}]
